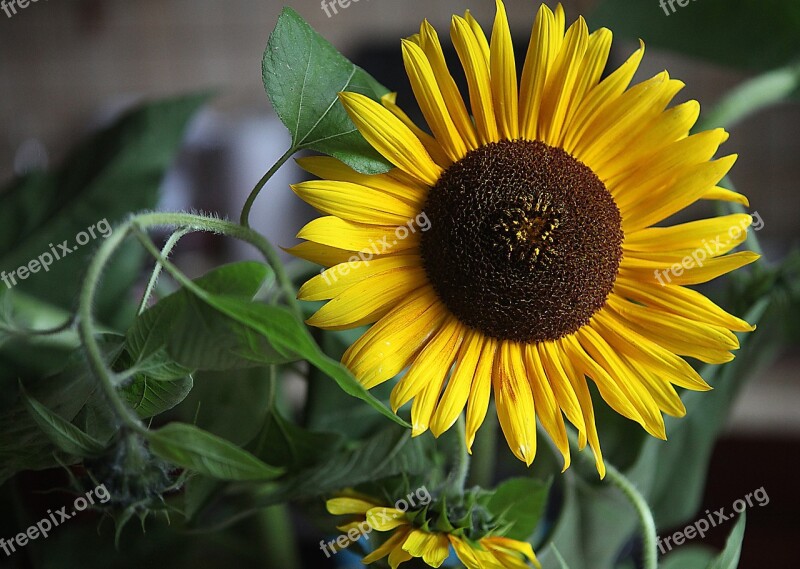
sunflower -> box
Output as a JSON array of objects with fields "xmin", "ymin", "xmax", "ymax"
[
  {"xmin": 324, "ymin": 493, "xmax": 540, "ymax": 569},
  {"xmin": 289, "ymin": 1, "xmax": 758, "ymax": 476}
]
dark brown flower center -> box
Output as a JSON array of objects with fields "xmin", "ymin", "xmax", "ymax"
[{"xmin": 419, "ymin": 139, "xmax": 623, "ymax": 343}]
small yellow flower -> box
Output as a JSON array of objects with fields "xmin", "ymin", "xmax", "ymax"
[{"xmin": 325, "ymin": 494, "xmax": 540, "ymax": 569}]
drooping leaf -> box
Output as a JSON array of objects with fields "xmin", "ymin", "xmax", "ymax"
[
  {"xmin": 21, "ymin": 387, "xmax": 106, "ymax": 458},
  {"xmin": 263, "ymin": 7, "xmax": 393, "ymax": 174},
  {"xmin": 147, "ymin": 422, "xmax": 285, "ymax": 481}
]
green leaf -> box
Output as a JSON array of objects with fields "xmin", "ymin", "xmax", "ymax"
[
  {"xmin": 21, "ymin": 387, "xmax": 106, "ymax": 458},
  {"xmin": 119, "ymin": 375, "xmax": 194, "ymax": 419},
  {"xmin": 707, "ymin": 513, "xmax": 746, "ymax": 569},
  {"xmin": 188, "ymin": 425, "xmax": 434, "ymax": 530},
  {"xmin": 250, "ymin": 409, "xmax": 343, "ymax": 472},
  {"xmin": 127, "ymin": 262, "xmax": 278, "ymax": 372},
  {"xmin": 660, "ymin": 547, "xmax": 716, "ymax": 569},
  {"xmin": 591, "ymin": 0, "xmax": 800, "ymax": 71},
  {"xmin": 699, "ymin": 63, "xmax": 800, "ymax": 130},
  {"xmin": 147, "ymin": 422, "xmax": 285, "ymax": 481},
  {"xmin": 263, "ymin": 7, "xmax": 392, "ymax": 174},
  {"xmin": 205, "ymin": 297, "xmax": 407, "ymax": 427},
  {"xmin": 0, "ymin": 94, "xmax": 210, "ymax": 324},
  {"xmin": 483, "ymin": 477, "xmax": 551, "ymax": 541}
]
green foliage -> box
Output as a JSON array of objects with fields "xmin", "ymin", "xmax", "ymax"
[
  {"xmin": 21, "ymin": 387, "xmax": 106, "ymax": 458},
  {"xmin": 707, "ymin": 514, "xmax": 747, "ymax": 569},
  {"xmin": 591, "ymin": 0, "xmax": 800, "ymax": 71},
  {"xmin": 147, "ymin": 422, "xmax": 285, "ymax": 482},
  {"xmin": 263, "ymin": 7, "xmax": 393, "ymax": 174}
]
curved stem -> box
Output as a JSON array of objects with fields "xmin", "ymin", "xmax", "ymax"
[
  {"xmin": 137, "ymin": 227, "xmax": 191, "ymax": 314},
  {"xmin": 240, "ymin": 148, "xmax": 295, "ymax": 229},
  {"xmin": 132, "ymin": 211, "xmax": 301, "ymax": 318},
  {"xmin": 78, "ymin": 210, "xmax": 302, "ymax": 437},
  {"xmin": 604, "ymin": 462, "xmax": 658, "ymax": 569},
  {"xmin": 566, "ymin": 430, "xmax": 657, "ymax": 569},
  {"xmin": 77, "ymin": 220, "xmax": 148, "ymax": 434}
]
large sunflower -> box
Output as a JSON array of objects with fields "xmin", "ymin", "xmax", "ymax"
[{"xmin": 288, "ymin": 1, "xmax": 758, "ymax": 476}]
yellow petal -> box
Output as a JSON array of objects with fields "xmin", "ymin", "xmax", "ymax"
[
  {"xmin": 493, "ymin": 341, "xmax": 537, "ymax": 465},
  {"xmin": 623, "ymin": 213, "xmax": 752, "ymax": 254},
  {"xmin": 563, "ymin": 40, "xmax": 644, "ymax": 152},
  {"xmin": 362, "ymin": 526, "xmax": 411, "ymax": 565},
  {"xmin": 702, "ymin": 186, "xmax": 750, "ymax": 207},
  {"xmin": 306, "ymin": 267, "xmax": 427, "ymax": 330},
  {"xmin": 292, "ymin": 180, "xmax": 420, "ymax": 225},
  {"xmin": 430, "ymin": 328, "xmax": 483, "ymax": 437},
  {"xmin": 538, "ymin": 17, "xmax": 589, "ymax": 145},
  {"xmin": 576, "ymin": 325, "xmax": 667, "ymax": 439},
  {"xmin": 297, "ymin": 216, "xmax": 420, "ymax": 253},
  {"xmin": 418, "ymin": 20, "xmax": 479, "ymax": 150},
  {"xmin": 381, "ymin": 92, "xmax": 452, "ymax": 168},
  {"xmin": 402, "ymin": 529, "xmax": 450, "ymax": 568},
  {"xmin": 366, "ymin": 507, "xmax": 409, "ymax": 531},
  {"xmin": 390, "ymin": 316, "xmax": 464, "ymax": 412},
  {"xmin": 451, "ymin": 15, "xmax": 500, "ymax": 144},
  {"xmin": 296, "ymin": 155, "xmax": 428, "ymax": 207},
  {"xmin": 299, "ymin": 254, "xmax": 421, "ymax": 301},
  {"xmin": 613, "ymin": 278, "xmax": 754, "ymax": 333},
  {"xmin": 490, "ymin": 0, "xmax": 519, "ymax": 139},
  {"xmin": 525, "ymin": 345, "xmax": 570, "ymax": 470},
  {"xmin": 556, "ymin": 336, "xmax": 605, "ymax": 478},
  {"xmin": 284, "ymin": 241, "xmax": 357, "ymax": 267},
  {"xmin": 620, "ymin": 251, "xmax": 760, "ymax": 286},
  {"xmin": 343, "ymin": 287, "xmax": 446, "ymax": 389},
  {"xmin": 622, "ymin": 155, "xmax": 738, "ymax": 232},
  {"xmin": 402, "ymin": 40, "xmax": 469, "ymax": 162},
  {"xmin": 519, "ymin": 4, "xmax": 559, "ymax": 140},
  {"xmin": 339, "ymin": 91, "xmax": 443, "ymax": 186},
  {"xmin": 537, "ymin": 341, "xmax": 586, "ymax": 438},
  {"xmin": 598, "ymin": 100, "xmax": 700, "ymax": 182},
  {"xmin": 466, "ymin": 336, "xmax": 497, "ymax": 452},
  {"xmin": 593, "ymin": 310, "xmax": 712, "ymax": 392},
  {"xmin": 327, "ymin": 497, "xmax": 380, "ymax": 515}
]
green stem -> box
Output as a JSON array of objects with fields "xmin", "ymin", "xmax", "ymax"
[
  {"xmin": 604, "ymin": 462, "xmax": 658, "ymax": 569},
  {"xmin": 133, "ymin": 211, "xmax": 301, "ymax": 318},
  {"xmin": 137, "ymin": 227, "xmax": 191, "ymax": 314},
  {"xmin": 77, "ymin": 222, "xmax": 148, "ymax": 434},
  {"xmin": 566, "ymin": 430, "xmax": 657, "ymax": 569},
  {"xmin": 257, "ymin": 505, "xmax": 301, "ymax": 569},
  {"xmin": 447, "ymin": 415, "xmax": 470, "ymax": 494},
  {"xmin": 240, "ymin": 147, "xmax": 296, "ymax": 228},
  {"xmin": 467, "ymin": 402, "xmax": 497, "ymax": 488},
  {"xmin": 78, "ymin": 211, "xmax": 301, "ymax": 436}
]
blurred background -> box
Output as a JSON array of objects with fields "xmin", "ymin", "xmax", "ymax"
[{"xmin": 1, "ymin": 0, "xmax": 798, "ymax": 567}]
